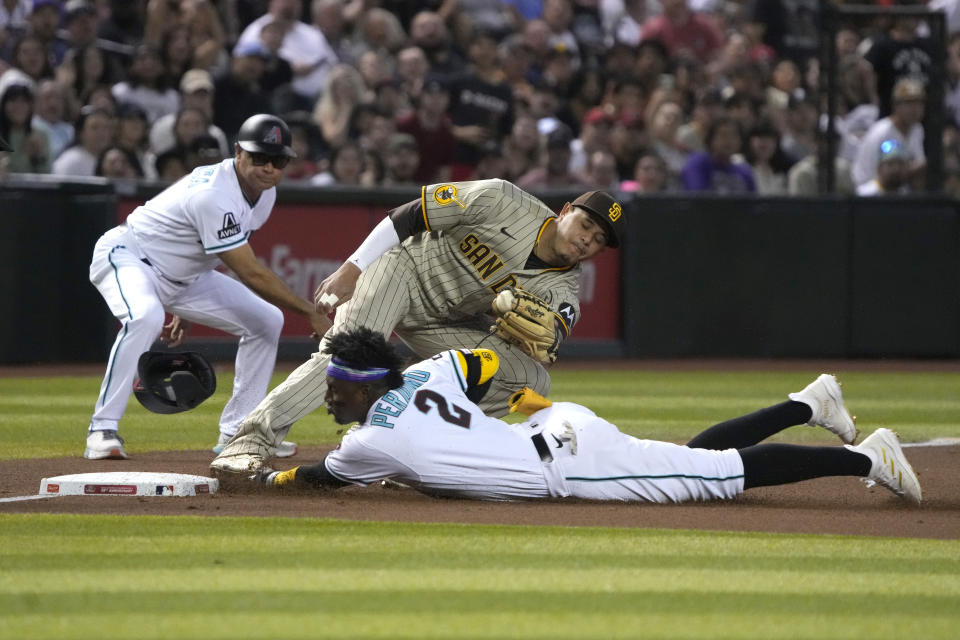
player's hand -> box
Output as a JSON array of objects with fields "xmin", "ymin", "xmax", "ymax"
[
  {"xmin": 307, "ymin": 310, "xmax": 333, "ymax": 341},
  {"xmin": 160, "ymin": 315, "xmax": 191, "ymax": 348},
  {"xmin": 314, "ymin": 261, "xmax": 361, "ymax": 313}
]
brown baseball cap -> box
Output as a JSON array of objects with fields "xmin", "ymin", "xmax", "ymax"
[{"xmin": 572, "ymin": 190, "xmax": 623, "ymax": 248}]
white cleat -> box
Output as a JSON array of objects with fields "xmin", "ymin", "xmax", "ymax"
[
  {"xmin": 210, "ymin": 453, "xmax": 265, "ymax": 476},
  {"xmin": 788, "ymin": 373, "xmax": 858, "ymax": 444},
  {"xmin": 83, "ymin": 430, "xmax": 129, "ymax": 460},
  {"xmin": 848, "ymin": 428, "xmax": 922, "ymax": 505},
  {"xmin": 212, "ymin": 433, "xmax": 297, "ymax": 458}
]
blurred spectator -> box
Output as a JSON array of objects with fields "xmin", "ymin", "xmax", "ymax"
[
  {"xmin": 158, "ymin": 26, "xmax": 193, "ymax": 88},
  {"xmin": 395, "ymin": 45, "xmax": 429, "ymax": 103},
  {"xmin": 832, "ymin": 54, "xmax": 879, "ymax": 163},
  {"xmin": 150, "ymin": 69, "xmax": 228, "ymax": 158},
  {"xmin": 609, "ymin": 109, "xmax": 648, "ymax": 179},
  {"xmin": 601, "ymin": 0, "xmax": 661, "ymax": 49},
  {"xmin": 786, "ymin": 131, "xmax": 854, "ymax": 196},
  {"xmin": 281, "ymin": 113, "xmax": 322, "ymax": 182},
  {"xmin": 83, "ymin": 83, "xmax": 116, "ymax": 115},
  {"xmin": 680, "ymin": 117, "xmax": 755, "ymax": 193},
  {"xmin": 114, "ymin": 101, "xmax": 152, "ymax": 179},
  {"xmin": 183, "ymin": 132, "xmax": 222, "ymax": 170},
  {"xmin": 10, "ymin": 33, "xmax": 53, "ymax": 82},
  {"xmin": 0, "ymin": 78, "xmax": 50, "ymax": 173},
  {"xmin": 347, "ymin": 7, "xmax": 406, "ymax": 60},
  {"xmin": 515, "ymin": 122, "xmax": 589, "ymax": 188},
  {"xmin": 61, "ymin": 0, "xmax": 98, "ymax": 51},
  {"xmin": 542, "ymin": 0, "xmax": 580, "ymax": 61},
  {"xmin": 447, "ymin": 26, "xmax": 514, "ymax": 180},
  {"xmin": 111, "ymin": 45, "xmax": 179, "ymax": 124},
  {"xmin": 856, "ymin": 139, "xmax": 911, "ymax": 196},
  {"xmin": 584, "ymin": 148, "xmax": 619, "ymax": 190},
  {"xmin": 864, "ymin": 16, "xmax": 931, "ymax": 118},
  {"xmin": 257, "ymin": 20, "xmax": 297, "ymax": 110},
  {"xmin": 779, "ymin": 94, "xmax": 817, "ymax": 164},
  {"xmin": 311, "ymin": 0, "xmax": 352, "ymax": 64},
  {"xmin": 621, "ymin": 151, "xmax": 670, "ymax": 193},
  {"xmin": 0, "ymin": 1, "xmax": 31, "ymax": 51},
  {"xmin": 563, "ymin": 64, "xmax": 606, "ymax": 127},
  {"xmin": 381, "ymin": 131, "xmax": 420, "ymax": 185},
  {"xmin": 153, "ymin": 146, "xmax": 186, "ymax": 182},
  {"xmin": 676, "ymin": 87, "xmax": 723, "ymax": 152},
  {"xmin": 749, "ymin": 0, "xmax": 818, "ymax": 65},
  {"xmin": 356, "ymin": 49, "xmax": 391, "ymax": 93},
  {"xmin": 311, "ymin": 141, "xmax": 372, "ymax": 186},
  {"xmin": 471, "ymin": 139, "xmax": 508, "ymax": 179},
  {"xmin": 26, "ymin": 0, "xmax": 67, "ymax": 66},
  {"xmin": 852, "ymin": 78, "xmax": 926, "ymax": 191},
  {"xmin": 409, "ymin": 10, "xmax": 464, "ymax": 76},
  {"xmin": 946, "ymin": 33, "xmax": 960, "ymax": 130},
  {"xmin": 540, "ymin": 43, "xmax": 578, "ymax": 98},
  {"xmin": 235, "ymin": 0, "xmax": 337, "ymax": 106},
  {"xmin": 51, "ymin": 106, "xmax": 114, "ymax": 175},
  {"xmin": 312, "ymin": 63, "xmax": 367, "ymax": 148},
  {"xmin": 56, "ymin": 44, "xmax": 109, "ymax": 118},
  {"xmin": 835, "ymin": 27, "xmax": 860, "ymax": 59},
  {"xmin": 570, "ymin": 105, "xmax": 615, "ymax": 174},
  {"xmin": 498, "ymin": 35, "xmax": 535, "ymax": 106},
  {"xmin": 450, "ymin": 0, "xmax": 518, "ymax": 45},
  {"xmin": 502, "ymin": 113, "xmax": 540, "ymax": 181},
  {"xmin": 212, "ymin": 42, "xmax": 273, "ymax": 142},
  {"xmin": 608, "ymin": 75, "xmax": 645, "ymax": 123},
  {"xmin": 744, "ymin": 120, "xmax": 790, "ymax": 195},
  {"xmin": 641, "ymin": 0, "xmax": 722, "ymax": 64},
  {"xmin": 647, "ymin": 99, "xmax": 689, "ymax": 177},
  {"xmin": 396, "ymin": 74, "xmax": 455, "ymax": 183},
  {"xmin": 98, "ymin": 0, "xmax": 145, "ymax": 53},
  {"xmin": 356, "ymin": 104, "xmax": 394, "ymax": 157},
  {"xmin": 31, "ymin": 78, "xmax": 73, "ymax": 159},
  {"xmin": 634, "ymin": 39, "xmax": 669, "ymax": 97},
  {"xmin": 95, "ymin": 144, "xmax": 143, "ymax": 179}
]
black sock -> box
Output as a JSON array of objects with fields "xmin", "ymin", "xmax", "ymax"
[
  {"xmin": 740, "ymin": 444, "xmax": 871, "ymax": 489},
  {"xmin": 686, "ymin": 401, "xmax": 812, "ymax": 450}
]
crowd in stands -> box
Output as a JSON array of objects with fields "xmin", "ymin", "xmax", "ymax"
[{"xmin": 1, "ymin": 0, "xmax": 959, "ymax": 198}]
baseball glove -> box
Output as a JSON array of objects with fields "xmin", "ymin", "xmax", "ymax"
[{"xmin": 491, "ymin": 287, "xmax": 560, "ymax": 364}]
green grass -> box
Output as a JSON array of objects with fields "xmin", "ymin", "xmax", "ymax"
[
  {"xmin": 1, "ymin": 369, "xmax": 958, "ymax": 458},
  {"xmin": 1, "ymin": 514, "xmax": 959, "ymax": 639},
  {"xmin": 1, "ymin": 367, "xmax": 959, "ymax": 638}
]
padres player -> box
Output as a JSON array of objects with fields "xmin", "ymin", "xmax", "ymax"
[
  {"xmin": 257, "ymin": 327, "xmax": 921, "ymax": 506},
  {"xmin": 85, "ymin": 114, "xmax": 330, "ymax": 460},
  {"xmin": 211, "ymin": 180, "xmax": 623, "ymax": 475}
]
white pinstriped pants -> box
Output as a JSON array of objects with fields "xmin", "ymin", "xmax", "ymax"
[{"xmin": 215, "ymin": 248, "xmax": 550, "ymax": 463}]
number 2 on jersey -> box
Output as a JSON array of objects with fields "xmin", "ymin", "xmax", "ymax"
[{"xmin": 414, "ymin": 389, "xmax": 471, "ymax": 428}]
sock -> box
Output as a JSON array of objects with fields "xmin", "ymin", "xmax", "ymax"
[
  {"xmin": 686, "ymin": 401, "xmax": 812, "ymax": 450},
  {"xmin": 740, "ymin": 444, "xmax": 872, "ymax": 490}
]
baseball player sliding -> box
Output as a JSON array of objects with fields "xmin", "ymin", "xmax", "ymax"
[
  {"xmin": 255, "ymin": 327, "xmax": 922, "ymax": 506},
  {"xmin": 211, "ymin": 180, "xmax": 624, "ymax": 476},
  {"xmin": 85, "ymin": 114, "xmax": 331, "ymax": 460}
]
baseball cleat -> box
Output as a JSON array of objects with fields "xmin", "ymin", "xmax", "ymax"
[
  {"xmin": 848, "ymin": 428, "xmax": 922, "ymax": 505},
  {"xmin": 212, "ymin": 433, "xmax": 297, "ymax": 458},
  {"xmin": 788, "ymin": 373, "xmax": 858, "ymax": 444},
  {"xmin": 83, "ymin": 430, "xmax": 129, "ymax": 460}
]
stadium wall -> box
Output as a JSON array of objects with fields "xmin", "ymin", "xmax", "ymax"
[{"xmin": 1, "ymin": 178, "xmax": 957, "ymax": 362}]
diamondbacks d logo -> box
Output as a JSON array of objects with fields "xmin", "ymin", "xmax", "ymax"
[
  {"xmin": 217, "ymin": 212, "xmax": 241, "ymax": 239},
  {"xmin": 434, "ymin": 184, "xmax": 465, "ymax": 208},
  {"xmin": 264, "ymin": 126, "xmax": 282, "ymax": 144}
]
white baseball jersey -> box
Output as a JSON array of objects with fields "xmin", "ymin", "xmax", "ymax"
[
  {"xmin": 324, "ymin": 352, "xmax": 746, "ymax": 503},
  {"xmin": 126, "ymin": 159, "xmax": 276, "ymax": 283}
]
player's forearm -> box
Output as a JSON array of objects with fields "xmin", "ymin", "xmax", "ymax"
[{"xmin": 237, "ymin": 265, "xmax": 314, "ymax": 316}]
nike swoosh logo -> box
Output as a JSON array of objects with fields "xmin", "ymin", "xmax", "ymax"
[
  {"xmin": 551, "ymin": 434, "xmax": 564, "ymax": 448},
  {"xmin": 500, "ymin": 227, "xmax": 516, "ymax": 239}
]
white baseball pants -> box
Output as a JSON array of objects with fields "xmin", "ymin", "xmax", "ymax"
[{"xmin": 88, "ymin": 226, "xmax": 283, "ymax": 437}]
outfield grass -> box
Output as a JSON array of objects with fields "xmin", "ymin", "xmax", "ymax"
[
  {"xmin": 2, "ymin": 514, "xmax": 959, "ymax": 639},
  {"xmin": 2, "ymin": 369, "xmax": 958, "ymax": 458}
]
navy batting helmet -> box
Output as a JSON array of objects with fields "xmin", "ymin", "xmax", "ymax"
[
  {"xmin": 133, "ymin": 351, "xmax": 217, "ymax": 414},
  {"xmin": 236, "ymin": 113, "xmax": 296, "ymax": 158}
]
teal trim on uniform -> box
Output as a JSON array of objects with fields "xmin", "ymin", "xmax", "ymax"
[
  {"xmin": 565, "ymin": 473, "xmax": 745, "ymax": 482},
  {"xmin": 446, "ymin": 351, "xmax": 468, "ymax": 392},
  {"xmin": 204, "ymin": 232, "xmax": 250, "ymax": 252},
  {"xmin": 98, "ymin": 246, "xmax": 134, "ymax": 408}
]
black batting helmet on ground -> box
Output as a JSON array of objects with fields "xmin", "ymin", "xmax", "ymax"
[
  {"xmin": 133, "ymin": 351, "xmax": 217, "ymax": 414},
  {"xmin": 236, "ymin": 113, "xmax": 297, "ymax": 158}
]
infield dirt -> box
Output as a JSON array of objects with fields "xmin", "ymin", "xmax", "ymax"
[{"xmin": 2, "ymin": 444, "xmax": 958, "ymax": 540}]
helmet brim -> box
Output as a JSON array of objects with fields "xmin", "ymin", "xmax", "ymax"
[{"xmin": 237, "ymin": 140, "xmax": 297, "ymax": 158}]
